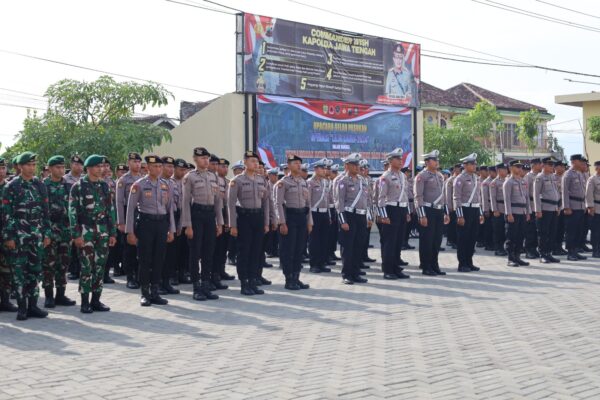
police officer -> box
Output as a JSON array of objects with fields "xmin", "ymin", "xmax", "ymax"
[
  {"xmin": 377, "ymin": 148, "xmax": 411, "ymax": 279},
  {"xmin": 182, "ymin": 147, "xmax": 224, "ymax": 301},
  {"xmin": 126, "ymin": 155, "xmax": 175, "ymax": 306},
  {"xmin": 265, "ymin": 167, "xmax": 280, "ymax": 259},
  {"xmin": 327, "ymin": 163, "xmax": 341, "ymax": 261},
  {"xmin": 402, "ymin": 166, "xmax": 416, "ymax": 251},
  {"xmin": 116, "ymin": 152, "xmax": 143, "ymax": 289},
  {"xmin": 445, "ymin": 164, "xmax": 460, "ymax": 249},
  {"xmin": 524, "ymin": 158, "xmax": 542, "ymax": 259},
  {"xmin": 414, "ymin": 150, "xmax": 448, "ymax": 275},
  {"xmin": 159, "ymin": 156, "xmax": 181, "ymax": 295},
  {"xmin": 172, "ymin": 158, "xmax": 191, "ymax": 285},
  {"xmin": 0, "ymin": 157, "xmax": 18, "ymax": 312},
  {"xmin": 481, "ymin": 165, "xmax": 495, "ymax": 251},
  {"xmin": 360, "ymin": 160, "xmax": 376, "ymax": 264},
  {"xmin": 227, "ymin": 160, "xmax": 245, "ymax": 266},
  {"xmin": 214, "ymin": 158, "xmax": 234, "ymax": 284},
  {"xmin": 562, "ymin": 154, "xmax": 587, "ymax": 261},
  {"xmin": 307, "ymin": 159, "xmax": 331, "ymax": 274},
  {"xmin": 490, "ymin": 163, "xmax": 508, "ymax": 256},
  {"xmin": 533, "ymin": 157, "xmax": 560, "ymax": 263},
  {"xmin": 228, "ymin": 151, "xmax": 270, "ymax": 295},
  {"xmin": 585, "ymin": 161, "xmax": 600, "ymax": 258},
  {"xmin": 453, "ymin": 153, "xmax": 484, "ymax": 272},
  {"xmin": 335, "ymin": 153, "xmax": 371, "ymax": 284},
  {"xmin": 504, "ymin": 160, "xmax": 531, "ymax": 267},
  {"xmin": 275, "ymin": 155, "xmax": 313, "ymax": 290},
  {"xmin": 553, "ymin": 161, "xmax": 568, "ymax": 255},
  {"xmin": 476, "ymin": 166, "xmax": 489, "ymax": 248}
]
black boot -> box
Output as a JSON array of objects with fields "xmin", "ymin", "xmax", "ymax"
[
  {"xmin": 170, "ymin": 277, "xmax": 180, "ymax": 286},
  {"xmin": 258, "ymin": 276, "xmax": 272, "ymax": 285},
  {"xmin": 150, "ymin": 285, "xmax": 168, "ymax": 305},
  {"xmin": 44, "ymin": 287, "xmax": 55, "ymax": 308},
  {"xmin": 55, "ymin": 287, "xmax": 76, "ymax": 306},
  {"xmin": 295, "ymin": 273, "xmax": 309, "ymax": 289},
  {"xmin": 140, "ymin": 287, "xmax": 152, "ymax": 307},
  {"xmin": 103, "ymin": 271, "xmax": 115, "ymax": 284},
  {"xmin": 162, "ymin": 280, "xmax": 180, "ymax": 294},
  {"xmin": 91, "ymin": 292, "xmax": 110, "ymax": 311},
  {"xmin": 284, "ymin": 275, "xmax": 300, "ymax": 290},
  {"xmin": 240, "ymin": 279, "xmax": 255, "ymax": 296},
  {"xmin": 211, "ymin": 276, "xmax": 228, "ymax": 290},
  {"xmin": 249, "ymin": 279, "xmax": 265, "ymax": 295},
  {"xmin": 27, "ymin": 296, "xmax": 48, "ymax": 318},
  {"xmin": 515, "ymin": 254, "xmax": 530, "ymax": 266},
  {"xmin": 507, "ymin": 251, "xmax": 519, "ymax": 267},
  {"xmin": 201, "ymin": 281, "xmax": 219, "ymax": 300},
  {"xmin": 80, "ymin": 293, "xmax": 93, "ymax": 313},
  {"xmin": 0, "ymin": 292, "xmax": 18, "ymax": 312},
  {"xmin": 221, "ymin": 271, "xmax": 236, "ymax": 281},
  {"xmin": 540, "ymin": 253, "xmax": 552, "ymax": 264},
  {"xmin": 192, "ymin": 282, "xmax": 207, "ymax": 301},
  {"xmin": 126, "ymin": 279, "xmax": 140, "ymax": 289},
  {"xmin": 16, "ymin": 297, "xmax": 27, "ymax": 320}
]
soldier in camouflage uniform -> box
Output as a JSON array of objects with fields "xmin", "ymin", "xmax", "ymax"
[
  {"xmin": 3, "ymin": 152, "xmax": 52, "ymax": 320},
  {"xmin": 0, "ymin": 157, "xmax": 18, "ymax": 312},
  {"xmin": 42, "ymin": 155, "xmax": 76, "ymax": 308},
  {"xmin": 69, "ymin": 155, "xmax": 117, "ymax": 314}
]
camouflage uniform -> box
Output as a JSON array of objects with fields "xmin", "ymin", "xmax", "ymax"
[
  {"xmin": 2, "ymin": 176, "xmax": 51, "ymax": 302},
  {"xmin": 42, "ymin": 177, "xmax": 72, "ymax": 290},
  {"xmin": 0, "ymin": 180, "xmax": 12, "ymax": 297},
  {"xmin": 69, "ymin": 175, "xmax": 116, "ymax": 294}
]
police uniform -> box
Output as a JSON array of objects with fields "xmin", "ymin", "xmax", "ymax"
[
  {"xmin": 376, "ymin": 148, "xmax": 410, "ymax": 279},
  {"xmin": 308, "ymin": 159, "xmax": 331, "ymax": 273},
  {"xmin": 63, "ymin": 155, "xmax": 83, "ymax": 185},
  {"xmin": 213, "ymin": 158, "xmax": 233, "ymax": 284},
  {"xmin": 414, "ymin": 150, "xmax": 447, "ymax": 275},
  {"xmin": 524, "ymin": 159, "xmax": 542, "ymax": 258},
  {"xmin": 533, "ymin": 158, "xmax": 561, "ymax": 263},
  {"xmin": 403, "ymin": 168, "xmax": 416, "ymax": 249},
  {"xmin": 227, "ymin": 160, "xmax": 245, "ymax": 266},
  {"xmin": 275, "ymin": 155, "xmax": 312, "ymax": 290},
  {"xmin": 453, "ymin": 153, "xmax": 483, "ymax": 272},
  {"xmin": 172, "ymin": 159, "xmax": 191, "ymax": 284},
  {"xmin": 264, "ymin": 167, "xmax": 280, "ymax": 259},
  {"xmin": 480, "ymin": 166, "xmax": 495, "ymax": 251},
  {"xmin": 562, "ymin": 154, "xmax": 587, "ymax": 260},
  {"xmin": 503, "ymin": 160, "xmax": 531, "ymax": 267},
  {"xmin": 328, "ymin": 164, "xmax": 341, "ymax": 260},
  {"xmin": 125, "ymin": 155, "xmax": 175, "ymax": 306},
  {"xmin": 489, "ymin": 164, "xmax": 508, "ymax": 256},
  {"xmin": 585, "ymin": 162, "xmax": 600, "ymax": 258},
  {"xmin": 160, "ymin": 157, "xmax": 182, "ymax": 295},
  {"xmin": 445, "ymin": 165, "xmax": 460, "ymax": 248},
  {"xmin": 115, "ymin": 152, "xmax": 143, "ymax": 288},
  {"xmin": 181, "ymin": 147, "xmax": 224, "ymax": 300},
  {"xmin": 334, "ymin": 153, "xmax": 371, "ymax": 284},
  {"xmin": 227, "ymin": 152, "xmax": 271, "ymax": 295},
  {"xmin": 553, "ymin": 164, "xmax": 568, "ymax": 255}
]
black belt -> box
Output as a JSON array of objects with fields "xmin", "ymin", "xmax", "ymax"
[
  {"xmin": 408, "ymin": 199, "xmax": 414, "ymax": 203},
  {"xmin": 285, "ymin": 207, "xmax": 309, "ymax": 214},
  {"xmin": 511, "ymin": 203, "xmax": 526, "ymax": 207},
  {"xmin": 569, "ymin": 196, "xmax": 584, "ymax": 202},
  {"xmin": 496, "ymin": 200, "xmax": 504, "ymax": 203},
  {"xmin": 236, "ymin": 207, "xmax": 263, "ymax": 215},
  {"xmin": 541, "ymin": 199, "xmax": 559, "ymax": 205},
  {"xmin": 192, "ymin": 203, "xmax": 214, "ymax": 212},
  {"xmin": 139, "ymin": 212, "xmax": 168, "ymax": 221},
  {"xmin": 595, "ymin": 200, "xmax": 600, "ymax": 205}
]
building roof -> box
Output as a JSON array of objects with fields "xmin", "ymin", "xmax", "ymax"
[
  {"xmin": 180, "ymin": 100, "xmax": 214, "ymax": 122},
  {"xmin": 555, "ymin": 91, "xmax": 600, "ymax": 107},
  {"xmin": 132, "ymin": 114, "xmax": 178, "ymax": 130},
  {"xmin": 420, "ymin": 82, "xmax": 548, "ymax": 113}
]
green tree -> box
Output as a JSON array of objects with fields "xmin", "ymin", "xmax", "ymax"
[
  {"xmin": 588, "ymin": 116, "xmax": 600, "ymax": 143},
  {"xmin": 424, "ymin": 124, "xmax": 492, "ymax": 168},
  {"xmin": 452, "ymin": 101, "xmax": 504, "ymax": 159},
  {"xmin": 3, "ymin": 76, "xmax": 173, "ymax": 167},
  {"xmin": 516, "ymin": 108, "xmax": 542, "ymax": 155}
]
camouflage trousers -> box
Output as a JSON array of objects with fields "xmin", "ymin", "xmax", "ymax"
[
  {"xmin": 78, "ymin": 224, "xmax": 110, "ymax": 295},
  {"xmin": 8, "ymin": 235, "xmax": 44, "ymax": 301},
  {"xmin": 43, "ymin": 239, "xmax": 71, "ymax": 290},
  {"xmin": 0, "ymin": 250, "xmax": 12, "ymax": 295}
]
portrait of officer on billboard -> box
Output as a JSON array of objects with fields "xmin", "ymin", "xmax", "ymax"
[{"xmin": 384, "ymin": 43, "xmax": 417, "ymax": 106}]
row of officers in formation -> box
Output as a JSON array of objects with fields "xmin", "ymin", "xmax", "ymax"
[{"xmin": 0, "ymin": 147, "xmax": 597, "ymax": 322}]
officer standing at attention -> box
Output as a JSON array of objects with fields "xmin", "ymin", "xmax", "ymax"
[
  {"xmin": 328, "ymin": 163, "xmax": 341, "ymax": 262},
  {"xmin": 335, "ymin": 153, "xmax": 371, "ymax": 284},
  {"xmin": 126, "ymin": 155, "xmax": 175, "ymax": 306},
  {"xmin": 359, "ymin": 160, "xmax": 376, "ymax": 264},
  {"xmin": 158, "ymin": 156, "xmax": 181, "ymax": 295},
  {"xmin": 307, "ymin": 159, "xmax": 332, "ymax": 274},
  {"xmin": 562, "ymin": 154, "xmax": 587, "ymax": 261},
  {"xmin": 524, "ymin": 158, "xmax": 542, "ymax": 259},
  {"xmin": 585, "ymin": 161, "xmax": 600, "ymax": 258},
  {"xmin": 116, "ymin": 152, "xmax": 143, "ymax": 289},
  {"xmin": 444, "ymin": 164, "xmax": 460, "ymax": 249},
  {"xmin": 69, "ymin": 155, "xmax": 116, "ymax": 314},
  {"xmin": 414, "ymin": 150, "xmax": 449, "ymax": 276},
  {"xmin": 489, "ymin": 163, "xmax": 508, "ymax": 256},
  {"xmin": 553, "ymin": 161, "xmax": 568, "ymax": 256},
  {"xmin": 377, "ymin": 148, "xmax": 411, "ymax": 280},
  {"xmin": 265, "ymin": 167, "xmax": 280, "ymax": 259},
  {"xmin": 0, "ymin": 157, "xmax": 18, "ymax": 313},
  {"xmin": 65, "ymin": 155, "xmax": 84, "ymax": 281},
  {"xmin": 503, "ymin": 160, "xmax": 531, "ymax": 267},
  {"xmin": 533, "ymin": 157, "xmax": 561, "ymax": 263},
  {"xmin": 228, "ymin": 151, "xmax": 270, "ymax": 295},
  {"xmin": 481, "ymin": 165, "xmax": 495, "ymax": 251},
  {"xmin": 213, "ymin": 158, "xmax": 234, "ymax": 284},
  {"xmin": 3, "ymin": 152, "xmax": 51, "ymax": 320},
  {"xmin": 475, "ymin": 166, "xmax": 488, "ymax": 249},
  {"xmin": 275, "ymin": 155, "xmax": 313, "ymax": 290},
  {"xmin": 182, "ymin": 147, "xmax": 224, "ymax": 301}
]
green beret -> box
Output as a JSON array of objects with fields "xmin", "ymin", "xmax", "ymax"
[
  {"xmin": 16, "ymin": 152, "xmax": 37, "ymax": 165},
  {"xmin": 0, "ymin": 157, "xmax": 5, "ymax": 167},
  {"xmin": 84, "ymin": 154, "xmax": 104, "ymax": 167},
  {"xmin": 47, "ymin": 155, "xmax": 65, "ymax": 167}
]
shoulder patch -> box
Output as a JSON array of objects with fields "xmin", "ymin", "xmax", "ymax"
[
  {"xmin": 276, "ymin": 182, "xmax": 284, "ymax": 188},
  {"xmin": 131, "ymin": 184, "xmax": 138, "ymax": 194},
  {"xmin": 229, "ymin": 181, "xmax": 236, "ymax": 187},
  {"xmin": 118, "ymin": 182, "xmax": 123, "ymax": 188}
]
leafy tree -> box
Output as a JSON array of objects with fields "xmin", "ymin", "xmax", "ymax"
[
  {"xmin": 452, "ymin": 101, "xmax": 504, "ymax": 159},
  {"xmin": 516, "ymin": 108, "xmax": 542, "ymax": 155},
  {"xmin": 588, "ymin": 116, "xmax": 600, "ymax": 143},
  {"xmin": 424, "ymin": 124, "xmax": 493, "ymax": 168},
  {"xmin": 3, "ymin": 76, "xmax": 173, "ymax": 168}
]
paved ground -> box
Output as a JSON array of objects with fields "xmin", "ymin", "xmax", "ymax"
[{"xmin": 1, "ymin": 235, "xmax": 600, "ymax": 400}]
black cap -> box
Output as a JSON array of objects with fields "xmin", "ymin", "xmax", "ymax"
[
  {"xmin": 186, "ymin": 162, "xmax": 195, "ymax": 169},
  {"xmin": 174, "ymin": 158, "xmax": 187, "ymax": 168},
  {"xmin": 116, "ymin": 164, "xmax": 128, "ymax": 171},
  {"xmin": 287, "ymin": 154, "xmax": 302, "ymax": 163},
  {"xmin": 144, "ymin": 155, "xmax": 163, "ymax": 164},
  {"xmin": 71, "ymin": 155, "xmax": 84, "ymax": 164},
  {"xmin": 209, "ymin": 154, "xmax": 219, "ymax": 163},
  {"xmin": 530, "ymin": 158, "xmax": 542, "ymax": 164},
  {"xmin": 495, "ymin": 163, "xmax": 507, "ymax": 169},
  {"xmin": 570, "ymin": 154, "xmax": 583, "ymax": 162},
  {"xmin": 193, "ymin": 147, "xmax": 210, "ymax": 157},
  {"xmin": 488, "ymin": 166, "xmax": 496, "ymax": 172},
  {"xmin": 595, "ymin": 161, "xmax": 600, "ymax": 167},
  {"xmin": 243, "ymin": 151, "xmax": 259, "ymax": 160},
  {"xmin": 541, "ymin": 157, "xmax": 555, "ymax": 165},
  {"xmin": 479, "ymin": 166, "xmax": 488, "ymax": 171},
  {"xmin": 509, "ymin": 160, "xmax": 523, "ymax": 167},
  {"xmin": 218, "ymin": 158, "xmax": 230, "ymax": 166},
  {"xmin": 162, "ymin": 156, "xmax": 175, "ymax": 165}
]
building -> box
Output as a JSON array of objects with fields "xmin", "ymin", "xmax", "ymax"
[
  {"xmin": 555, "ymin": 91, "xmax": 600, "ymax": 162},
  {"xmin": 418, "ymin": 82, "xmax": 557, "ymax": 162}
]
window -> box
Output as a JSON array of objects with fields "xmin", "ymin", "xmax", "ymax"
[
  {"xmin": 506, "ymin": 123, "xmax": 519, "ymax": 146},
  {"xmin": 440, "ymin": 119, "xmax": 447, "ymax": 128}
]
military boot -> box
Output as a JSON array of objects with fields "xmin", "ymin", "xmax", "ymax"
[
  {"xmin": 0, "ymin": 292, "xmax": 18, "ymax": 312},
  {"xmin": 16, "ymin": 298, "xmax": 27, "ymax": 320},
  {"xmin": 44, "ymin": 287, "xmax": 55, "ymax": 308},
  {"xmin": 295, "ymin": 273, "xmax": 310, "ymax": 289},
  {"xmin": 211, "ymin": 276, "xmax": 228, "ymax": 290},
  {"xmin": 192, "ymin": 281, "xmax": 207, "ymax": 301},
  {"xmin": 240, "ymin": 280, "xmax": 255, "ymax": 296},
  {"xmin": 55, "ymin": 287, "xmax": 76, "ymax": 306},
  {"xmin": 150, "ymin": 285, "xmax": 168, "ymax": 305},
  {"xmin": 284, "ymin": 275, "xmax": 300, "ymax": 290},
  {"xmin": 27, "ymin": 296, "xmax": 48, "ymax": 318},
  {"xmin": 91, "ymin": 293, "xmax": 110, "ymax": 311},
  {"xmin": 140, "ymin": 286, "xmax": 152, "ymax": 307},
  {"xmin": 161, "ymin": 279, "xmax": 180, "ymax": 295},
  {"xmin": 249, "ymin": 279, "xmax": 264, "ymax": 295},
  {"xmin": 80, "ymin": 294, "xmax": 93, "ymax": 314},
  {"xmin": 201, "ymin": 281, "xmax": 219, "ymax": 300}
]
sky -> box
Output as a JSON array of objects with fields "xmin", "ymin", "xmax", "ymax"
[{"xmin": 1, "ymin": 0, "xmax": 598, "ymax": 159}]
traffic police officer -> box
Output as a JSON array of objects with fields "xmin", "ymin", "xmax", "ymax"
[
  {"xmin": 228, "ymin": 151, "xmax": 270, "ymax": 295},
  {"xmin": 444, "ymin": 164, "xmax": 461, "ymax": 249},
  {"xmin": 585, "ymin": 161, "xmax": 600, "ymax": 258},
  {"xmin": 307, "ymin": 158, "xmax": 331, "ymax": 273},
  {"xmin": 533, "ymin": 157, "xmax": 561, "ymax": 263},
  {"xmin": 159, "ymin": 156, "xmax": 181, "ymax": 295},
  {"xmin": 489, "ymin": 163, "xmax": 508, "ymax": 256},
  {"xmin": 126, "ymin": 155, "xmax": 175, "ymax": 306},
  {"xmin": 562, "ymin": 154, "xmax": 587, "ymax": 261},
  {"xmin": 525, "ymin": 158, "xmax": 542, "ymax": 258},
  {"xmin": 481, "ymin": 165, "xmax": 495, "ymax": 251},
  {"xmin": 504, "ymin": 160, "xmax": 531, "ymax": 267},
  {"xmin": 214, "ymin": 158, "xmax": 234, "ymax": 284}
]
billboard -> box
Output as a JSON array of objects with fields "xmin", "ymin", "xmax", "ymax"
[
  {"xmin": 237, "ymin": 13, "xmax": 420, "ymax": 107},
  {"xmin": 256, "ymin": 95, "xmax": 413, "ymax": 171}
]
